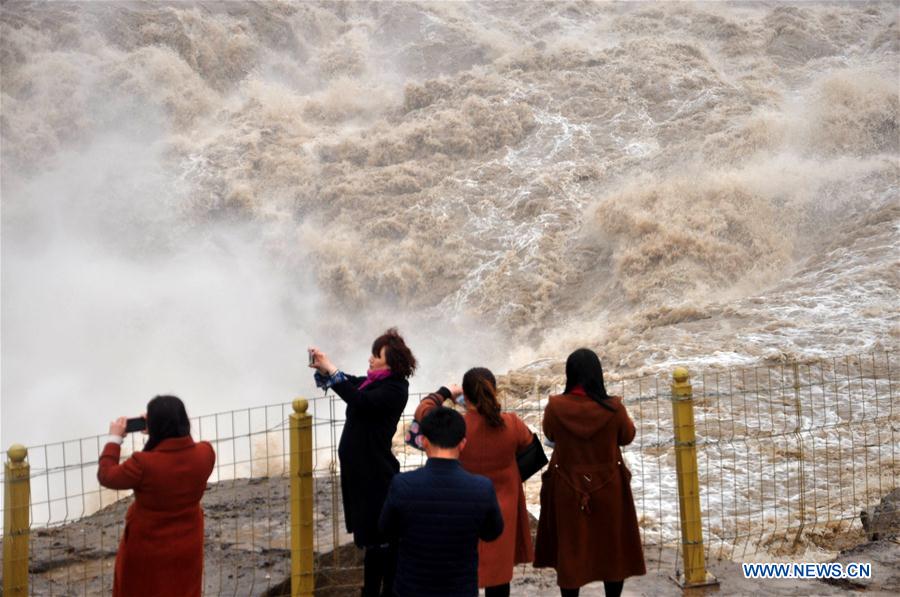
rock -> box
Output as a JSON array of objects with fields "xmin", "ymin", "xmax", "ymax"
[{"xmin": 861, "ymin": 488, "xmax": 900, "ymax": 540}]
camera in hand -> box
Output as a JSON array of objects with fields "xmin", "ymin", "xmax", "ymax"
[{"xmin": 125, "ymin": 417, "xmax": 147, "ymax": 433}]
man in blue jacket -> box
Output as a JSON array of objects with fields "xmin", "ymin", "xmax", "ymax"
[{"xmin": 379, "ymin": 407, "xmax": 504, "ymax": 596}]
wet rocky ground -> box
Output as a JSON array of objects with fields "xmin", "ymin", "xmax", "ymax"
[{"xmin": 13, "ymin": 475, "xmax": 899, "ymax": 596}]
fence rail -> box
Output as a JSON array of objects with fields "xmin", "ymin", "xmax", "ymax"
[{"xmin": 2, "ymin": 350, "xmax": 897, "ymax": 595}]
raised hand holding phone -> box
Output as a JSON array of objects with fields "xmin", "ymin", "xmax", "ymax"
[
  {"xmin": 109, "ymin": 417, "xmax": 127, "ymax": 438},
  {"xmin": 308, "ymin": 346, "xmax": 336, "ymax": 375}
]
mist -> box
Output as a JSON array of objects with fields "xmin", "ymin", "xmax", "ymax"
[
  {"xmin": 3, "ymin": 132, "xmax": 299, "ymax": 445},
  {"xmin": 1, "ymin": 127, "xmax": 511, "ymax": 447}
]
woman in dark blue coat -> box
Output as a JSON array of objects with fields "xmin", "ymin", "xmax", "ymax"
[{"xmin": 310, "ymin": 327, "xmax": 416, "ymax": 597}]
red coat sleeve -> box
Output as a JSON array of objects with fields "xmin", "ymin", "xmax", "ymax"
[
  {"xmin": 616, "ymin": 399, "xmax": 636, "ymax": 446},
  {"xmin": 542, "ymin": 398, "xmax": 558, "ymax": 441},
  {"xmin": 202, "ymin": 441, "xmax": 216, "ymax": 469},
  {"xmin": 414, "ymin": 390, "xmax": 448, "ymax": 421},
  {"xmin": 512, "ymin": 414, "xmax": 533, "ymax": 451},
  {"xmin": 97, "ymin": 443, "xmax": 144, "ymax": 490}
]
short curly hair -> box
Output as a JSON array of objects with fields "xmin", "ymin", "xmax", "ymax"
[{"xmin": 372, "ymin": 327, "xmax": 417, "ymax": 379}]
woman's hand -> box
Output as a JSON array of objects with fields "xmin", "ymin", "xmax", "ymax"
[
  {"xmin": 447, "ymin": 383, "xmax": 463, "ymax": 398},
  {"xmin": 109, "ymin": 417, "xmax": 127, "ymax": 438},
  {"xmin": 308, "ymin": 347, "xmax": 337, "ymax": 375}
]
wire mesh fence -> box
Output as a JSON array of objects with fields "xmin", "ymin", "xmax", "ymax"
[
  {"xmin": 692, "ymin": 353, "xmax": 898, "ymax": 562},
  {"xmin": 2, "ymin": 350, "xmax": 897, "ymax": 595}
]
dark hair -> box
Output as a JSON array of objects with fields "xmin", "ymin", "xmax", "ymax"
[
  {"xmin": 462, "ymin": 367, "xmax": 504, "ymax": 428},
  {"xmin": 564, "ymin": 348, "xmax": 616, "ymax": 412},
  {"xmin": 420, "ymin": 407, "xmax": 466, "ymax": 449},
  {"xmin": 372, "ymin": 327, "xmax": 417, "ymax": 379},
  {"xmin": 143, "ymin": 395, "xmax": 191, "ymax": 451}
]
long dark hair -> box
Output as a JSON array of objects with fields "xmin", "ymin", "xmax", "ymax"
[
  {"xmin": 462, "ymin": 367, "xmax": 505, "ymax": 428},
  {"xmin": 564, "ymin": 348, "xmax": 616, "ymax": 412},
  {"xmin": 143, "ymin": 395, "xmax": 191, "ymax": 451},
  {"xmin": 372, "ymin": 327, "xmax": 417, "ymax": 379}
]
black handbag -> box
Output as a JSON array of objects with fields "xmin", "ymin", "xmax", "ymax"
[{"xmin": 517, "ymin": 433, "xmax": 549, "ymax": 481}]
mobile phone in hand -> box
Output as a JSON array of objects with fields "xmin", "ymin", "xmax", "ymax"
[
  {"xmin": 308, "ymin": 350, "xmax": 316, "ymax": 366},
  {"xmin": 125, "ymin": 417, "xmax": 147, "ymax": 433}
]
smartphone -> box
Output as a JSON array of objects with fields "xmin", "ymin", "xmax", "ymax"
[
  {"xmin": 308, "ymin": 350, "xmax": 315, "ymax": 366},
  {"xmin": 125, "ymin": 417, "xmax": 147, "ymax": 433}
]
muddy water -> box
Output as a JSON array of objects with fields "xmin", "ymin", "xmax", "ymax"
[{"xmin": 2, "ymin": 2, "xmax": 897, "ymax": 460}]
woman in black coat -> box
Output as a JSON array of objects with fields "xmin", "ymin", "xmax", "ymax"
[{"xmin": 310, "ymin": 327, "xmax": 416, "ymax": 597}]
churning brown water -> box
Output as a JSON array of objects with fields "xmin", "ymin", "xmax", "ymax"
[{"xmin": 1, "ymin": 1, "xmax": 898, "ymax": 444}]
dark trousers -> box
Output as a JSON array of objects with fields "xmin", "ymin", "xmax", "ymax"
[
  {"xmin": 362, "ymin": 544, "xmax": 398, "ymax": 597},
  {"xmin": 561, "ymin": 582, "xmax": 624, "ymax": 597},
  {"xmin": 485, "ymin": 583, "xmax": 510, "ymax": 597}
]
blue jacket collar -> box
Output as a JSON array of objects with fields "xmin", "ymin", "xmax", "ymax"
[{"xmin": 425, "ymin": 457, "xmax": 461, "ymax": 469}]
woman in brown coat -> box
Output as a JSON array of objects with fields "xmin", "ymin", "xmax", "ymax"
[
  {"xmin": 415, "ymin": 367, "xmax": 534, "ymax": 597},
  {"xmin": 534, "ymin": 349, "xmax": 645, "ymax": 597}
]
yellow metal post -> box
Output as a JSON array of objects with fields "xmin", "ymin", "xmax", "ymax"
[
  {"xmin": 791, "ymin": 362, "xmax": 806, "ymax": 548},
  {"xmin": 670, "ymin": 368, "xmax": 718, "ymax": 589},
  {"xmin": 3, "ymin": 444, "xmax": 30, "ymax": 597},
  {"xmin": 290, "ymin": 399, "xmax": 314, "ymax": 597}
]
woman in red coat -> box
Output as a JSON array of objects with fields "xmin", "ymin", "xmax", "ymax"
[
  {"xmin": 415, "ymin": 367, "xmax": 534, "ymax": 597},
  {"xmin": 534, "ymin": 349, "xmax": 645, "ymax": 597},
  {"xmin": 98, "ymin": 395, "xmax": 216, "ymax": 597}
]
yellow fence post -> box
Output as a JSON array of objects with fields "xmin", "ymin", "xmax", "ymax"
[
  {"xmin": 290, "ymin": 399, "xmax": 314, "ymax": 597},
  {"xmin": 670, "ymin": 368, "xmax": 718, "ymax": 589},
  {"xmin": 3, "ymin": 444, "xmax": 30, "ymax": 597}
]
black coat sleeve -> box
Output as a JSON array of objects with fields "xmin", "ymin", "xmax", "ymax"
[
  {"xmin": 331, "ymin": 377, "xmax": 408, "ymax": 415},
  {"xmin": 342, "ymin": 373, "xmax": 366, "ymax": 386},
  {"xmin": 478, "ymin": 482, "xmax": 504, "ymax": 542}
]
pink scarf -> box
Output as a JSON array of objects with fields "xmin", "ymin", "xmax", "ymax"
[{"xmin": 359, "ymin": 368, "xmax": 392, "ymax": 390}]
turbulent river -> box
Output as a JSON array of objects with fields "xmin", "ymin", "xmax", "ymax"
[{"xmin": 2, "ymin": 1, "xmax": 898, "ymax": 446}]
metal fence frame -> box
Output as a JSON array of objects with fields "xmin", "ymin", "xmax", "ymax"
[{"xmin": 2, "ymin": 350, "xmax": 897, "ymax": 595}]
